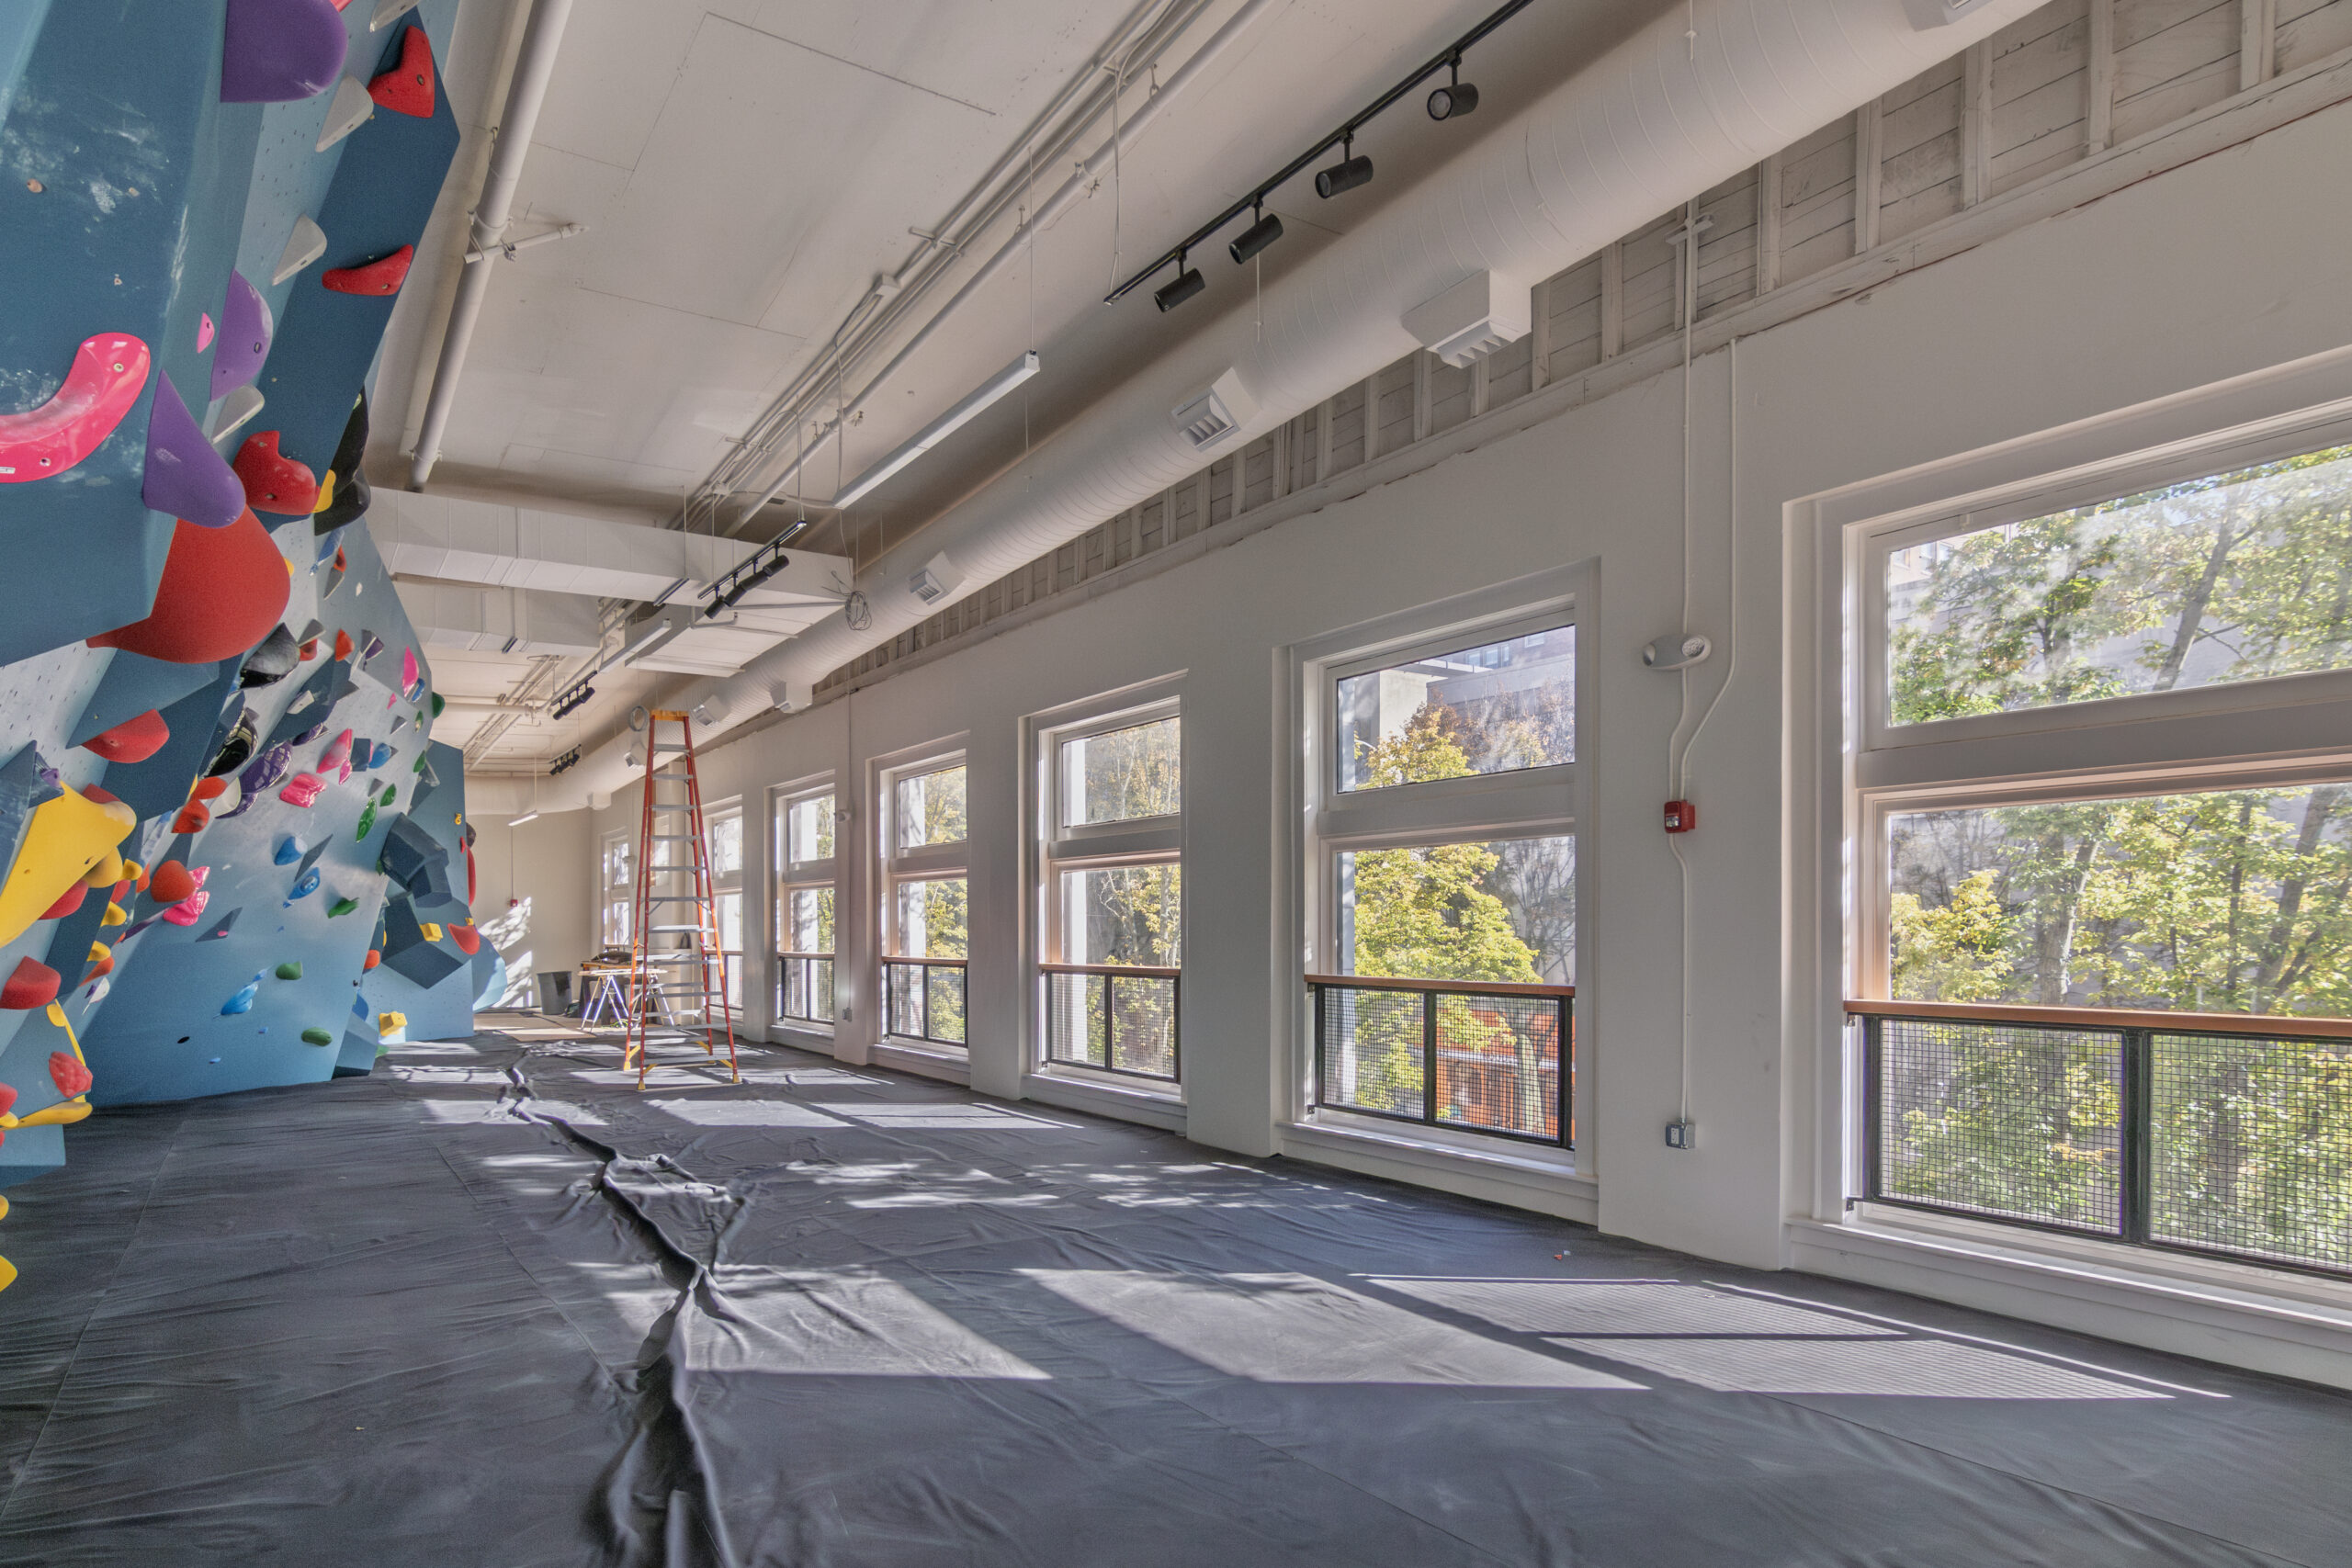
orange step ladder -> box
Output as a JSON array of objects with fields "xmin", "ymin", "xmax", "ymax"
[{"xmin": 622, "ymin": 709, "xmax": 739, "ymax": 1088}]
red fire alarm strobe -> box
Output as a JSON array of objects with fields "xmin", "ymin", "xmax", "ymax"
[{"xmin": 1664, "ymin": 799, "xmax": 1696, "ymax": 833}]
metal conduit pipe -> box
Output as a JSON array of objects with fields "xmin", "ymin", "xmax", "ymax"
[
  {"xmin": 407, "ymin": 0, "xmax": 576, "ymax": 490},
  {"xmin": 723, "ymin": 0, "xmax": 1289, "ymax": 528},
  {"xmin": 537, "ymin": 0, "xmax": 2041, "ymax": 810}
]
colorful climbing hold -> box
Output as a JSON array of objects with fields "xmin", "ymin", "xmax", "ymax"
[
  {"xmin": 328, "ymin": 896, "xmax": 359, "ymax": 918},
  {"xmin": 288, "ymin": 867, "xmax": 321, "ymax": 900},
  {"xmin": 171, "ymin": 801, "xmax": 210, "ymax": 836},
  {"xmin": 359, "ymin": 632, "xmax": 384, "ymax": 663},
  {"xmin": 0, "ymin": 333, "xmax": 151, "ymax": 484},
  {"xmin": 379, "ymin": 783, "xmax": 396, "ymax": 805},
  {"xmin": 198, "ymin": 313, "xmax": 215, "ymax": 352},
  {"xmin": 315, "ymin": 73, "xmax": 375, "ymax": 152},
  {"xmin": 191, "ymin": 776, "xmax": 228, "ymax": 802},
  {"xmin": 275, "ymin": 960, "xmax": 304, "ymax": 980},
  {"xmin": 1, "ymin": 958, "xmax": 59, "ymax": 1010},
  {"xmin": 274, "ymin": 835, "xmax": 305, "ymax": 865},
  {"xmin": 232, "ymin": 431, "xmax": 319, "ymax": 515},
  {"xmin": 162, "ymin": 888, "xmax": 211, "ymax": 928},
  {"xmin": 279, "ymin": 773, "xmax": 326, "ymax": 808},
  {"xmin": 315, "ymin": 397, "xmax": 372, "ymax": 534},
  {"xmin": 355, "ymin": 799, "xmax": 378, "ymax": 840},
  {"xmin": 221, "ymin": 977, "xmax": 261, "ymax": 1015},
  {"xmin": 376, "ymin": 1010, "xmax": 406, "ymax": 1035},
  {"xmin": 332, "ymin": 629, "xmax": 354, "ymax": 662},
  {"xmin": 239, "ymin": 740, "xmax": 294, "ymax": 800},
  {"xmin": 40, "ymin": 882, "xmax": 86, "ymax": 920},
  {"xmin": 449, "ymin": 923, "xmax": 481, "ymax": 955},
  {"xmin": 81, "ymin": 709, "xmax": 170, "ymax": 764},
  {"xmin": 142, "ymin": 372, "xmax": 245, "ymax": 530},
  {"xmin": 319, "ymin": 728, "xmax": 354, "ymax": 774},
  {"xmin": 420, "ymin": 922, "xmax": 443, "ymax": 942},
  {"xmin": 368, "ymin": 26, "xmax": 435, "ymax": 118},
  {"xmin": 148, "ymin": 860, "xmax": 198, "ymax": 905},
  {"xmin": 322, "ymin": 245, "xmax": 414, "ymax": 297},
  {"xmin": 241, "ymin": 627, "xmax": 299, "ymax": 689},
  {"xmin": 428, "ymin": 692, "xmax": 445, "ymax": 719},
  {"xmin": 0, "ymin": 784, "xmax": 137, "ymax": 945},
  {"xmin": 86, "ymin": 511, "xmax": 291, "ymax": 664},
  {"xmin": 49, "ymin": 1053, "xmax": 91, "ymax": 1099},
  {"xmin": 100, "ymin": 901, "xmax": 127, "ymax": 927},
  {"xmin": 274, "ymin": 214, "xmax": 327, "ymax": 285},
  {"xmin": 209, "ymin": 270, "xmax": 273, "ymax": 401},
  {"xmin": 83, "ymin": 942, "xmax": 113, "ymax": 983},
  {"xmin": 300, "ymin": 1026, "xmax": 335, "ymax": 1046},
  {"xmin": 363, "ymin": 948, "xmax": 380, "ymax": 970},
  {"xmin": 220, "ymin": 0, "xmax": 348, "ymax": 103}
]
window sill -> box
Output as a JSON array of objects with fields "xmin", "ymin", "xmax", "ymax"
[
  {"xmin": 765, "ymin": 1020, "xmax": 835, "ymax": 1047},
  {"xmin": 1787, "ymin": 1210, "xmax": 2352, "ymax": 1391},
  {"xmin": 870, "ymin": 1038, "xmax": 970, "ymax": 1086},
  {"xmin": 1279, "ymin": 1115, "xmax": 1595, "ymax": 1224},
  {"xmin": 1021, "ymin": 1068, "xmax": 1186, "ymax": 1132}
]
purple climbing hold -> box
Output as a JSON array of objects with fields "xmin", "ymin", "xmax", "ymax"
[
  {"xmin": 141, "ymin": 373, "xmax": 244, "ymax": 529},
  {"xmin": 210, "ymin": 271, "xmax": 274, "ymax": 401},
  {"xmin": 220, "ymin": 0, "xmax": 348, "ymax": 104},
  {"xmin": 238, "ymin": 739, "xmax": 293, "ymax": 800}
]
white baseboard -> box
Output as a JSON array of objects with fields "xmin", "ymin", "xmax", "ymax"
[
  {"xmin": 1020, "ymin": 1070, "xmax": 1187, "ymax": 1132},
  {"xmin": 1788, "ymin": 1214, "xmax": 2352, "ymax": 1391},
  {"xmin": 1279, "ymin": 1118, "xmax": 1598, "ymax": 1225},
  {"xmin": 869, "ymin": 1039, "xmax": 971, "ymax": 1087}
]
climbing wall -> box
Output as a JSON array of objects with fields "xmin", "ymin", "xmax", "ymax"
[{"xmin": 0, "ymin": 0, "xmax": 476, "ymax": 1281}]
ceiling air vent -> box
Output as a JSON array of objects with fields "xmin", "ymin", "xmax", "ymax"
[
  {"xmin": 908, "ymin": 551, "xmax": 966, "ymax": 606},
  {"xmin": 1403, "ymin": 271, "xmax": 1530, "ymax": 369},
  {"xmin": 1170, "ymin": 369, "xmax": 1258, "ymax": 450}
]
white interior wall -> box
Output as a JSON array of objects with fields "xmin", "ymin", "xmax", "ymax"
[
  {"xmin": 470, "ymin": 810, "xmax": 596, "ymax": 1008},
  {"xmin": 539, "ymin": 95, "xmax": 2352, "ymax": 1353}
]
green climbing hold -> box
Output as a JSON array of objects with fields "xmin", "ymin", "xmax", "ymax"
[
  {"xmin": 379, "ymin": 783, "xmax": 395, "ymax": 804},
  {"xmin": 355, "ymin": 799, "xmax": 378, "ymax": 840},
  {"xmin": 300, "ymin": 1026, "xmax": 334, "ymax": 1047},
  {"xmin": 327, "ymin": 897, "xmax": 358, "ymax": 917},
  {"xmin": 429, "ymin": 693, "xmax": 445, "ymax": 717},
  {"xmin": 275, "ymin": 960, "xmax": 302, "ymax": 980}
]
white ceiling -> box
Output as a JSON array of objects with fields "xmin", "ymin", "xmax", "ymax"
[{"xmin": 374, "ymin": 0, "xmax": 1658, "ymax": 770}]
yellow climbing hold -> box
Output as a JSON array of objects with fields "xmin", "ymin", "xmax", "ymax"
[
  {"xmin": 100, "ymin": 900, "xmax": 127, "ymax": 926},
  {"xmin": 0, "ymin": 1193, "xmax": 10, "ymax": 1222},
  {"xmin": 377, "ymin": 1010, "xmax": 407, "ymax": 1034},
  {"xmin": 120, "ymin": 859, "xmax": 142, "ymax": 883},
  {"xmin": 0, "ymin": 784, "xmax": 137, "ymax": 943},
  {"xmin": 0, "ymin": 1257, "xmax": 16, "ymax": 1293},
  {"xmin": 313, "ymin": 471, "xmax": 335, "ymax": 513},
  {"xmin": 15, "ymin": 1100, "xmax": 90, "ymax": 1127},
  {"xmin": 420, "ymin": 922, "xmax": 442, "ymax": 942}
]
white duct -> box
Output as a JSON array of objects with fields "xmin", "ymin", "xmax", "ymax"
[{"xmin": 537, "ymin": 0, "xmax": 2039, "ymax": 807}]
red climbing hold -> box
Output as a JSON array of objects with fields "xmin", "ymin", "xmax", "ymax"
[
  {"xmin": 299, "ymin": 637, "xmax": 320, "ymax": 661},
  {"xmin": 368, "ymin": 27, "xmax": 435, "ymax": 118},
  {"xmin": 322, "ymin": 245, "xmax": 413, "ymax": 297},
  {"xmin": 333, "ymin": 629, "xmax": 354, "ymax": 662},
  {"xmin": 40, "ymin": 883, "xmax": 87, "ymax": 920},
  {"xmin": 232, "ymin": 431, "xmax": 319, "ymax": 515},
  {"xmin": 449, "ymin": 923, "xmax": 481, "ymax": 956},
  {"xmin": 50, "ymin": 1053, "xmax": 92, "ymax": 1098},
  {"xmin": 172, "ymin": 801, "xmax": 211, "ymax": 836},
  {"xmin": 1, "ymin": 958, "xmax": 60, "ymax": 1010},
  {"xmin": 363, "ymin": 949, "xmax": 380, "ymax": 971},
  {"xmin": 149, "ymin": 860, "xmax": 198, "ymax": 905},
  {"xmin": 191, "ymin": 775, "xmax": 228, "ymax": 802},
  {"xmin": 82, "ymin": 708, "xmax": 170, "ymax": 763},
  {"xmin": 87, "ymin": 509, "xmax": 291, "ymax": 664},
  {"xmin": 0, "ymin": 333, "xmax": 151, "ymax": 484}
]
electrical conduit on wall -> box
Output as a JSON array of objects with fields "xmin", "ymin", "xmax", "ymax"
[{"xmin": 538, "ymin": 0, "xmax": 2041, "ymax": 808}]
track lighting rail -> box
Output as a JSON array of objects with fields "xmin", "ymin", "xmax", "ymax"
[{"xmin": 1103, "ymin": 0, "xmax": 1534, "ymax": 305}]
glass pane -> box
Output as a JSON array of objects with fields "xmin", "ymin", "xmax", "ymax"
[
  {"xmin": 786, "ymin": 886, "xmax": 835, "ymax": 953},
  {"xmin": 1060, "ymin": 716, "xmax": 1181, "ymax": 826},
  {"xmin": 716, "ymin": 892, "xmax": 741, "ymax": 953},
  {"xmin": 1056, "ymin": 865, "xmax": 1180, "ymax": 966},
  {"xmin": 1046, "ymin": 972, "xmax": 1107, "ymax": 1067},
  {"xmin": 928, "ymin": 965, "xmax": 967, "ymax": 1043},
  {"xmin": 895, "ymin": 765, "xmax": 967, "ymax": 851},
  {"xmin": 1887, "ymin": 784, "xmax": 2352, "ymax": 1017},
  {"xmin": 1338, "ymin": 836, "xmax": 1574, "ymax": 985},
  {"xmin": 887, "ymin": 962, "xmax": 922, "ymax": 1036},
  {"xmin": 787, "ymin": 793, "xmax": 836, "ymax": 863},
  {"xmin": 1107, "ymin": 973, "xmax": 1177, "ymax": 1077},
  {"xmin": 1887, "ymin": 445, "xmax": 2352, "ymax": 724},
  {"xmin": 1336, "ymin": 624, "xmax": 1574, "ymax": 793},
  {"xmin": 2152, "ymin": 1030, "xmax": 2352, "ymax": 1271},
  {"xmin": 1873, "ymin": 1015, "xmax": 2124, "ymax": 1234},
  {"xmin": 604, "ymin": 838, "xmax": 631, "ymax": 889},
  {"xmin": 1320, "ymin": 987, "xmax": 1424, "ymax": 1117},
  {"xmin": 1433, "ymin": 993, "xmax": 1563, "ymax": 1139},
  {"xmin": 604, "ymin": 899, "xmax": 630, "ymax": 948},
  {"xmin": 710, "ymin": 813, "xmax": 742, "ymax": 878},
  {"xmin": 893, "ymin": 878, "xmax": 967, "ymax": 959}
]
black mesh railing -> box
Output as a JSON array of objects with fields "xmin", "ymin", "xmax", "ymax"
[
  {"xmin": 1043, "ymin": 964, "xmax": 1179, "ymax": 1081},
  {"xmin": 1310, "ymin": 976, "xmax": 1571, "ymax": 1146},
  {"xmin": 884, "ymin": 958, "xmax": 967, "ymax": 1046},
  {"xmin": 1855, "ymin": 1000, "xmax": 2352, "ymax": 1277},
  {"xmin": 776, "ymin": 952, "xmax": 833, "ymax": 1023}
]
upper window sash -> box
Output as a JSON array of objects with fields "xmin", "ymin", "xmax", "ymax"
[
  {"xmin": 1326, "ymin": 608, "xmax": 1576, "ymax": 799},
  {"xmin": 887, "ymin": 759, "xmax": 967, "ymax": 862},
  {"xmin": 1045, "ymin": 698, "xmax": 1182, "ymax": 845},
  {"xmin": 1860, "ymin": 411, "xmax": 2352, "ymax": 758},
  {"xmin": 776, "ymin": 785, "xmax": 838, "ymax": 883}
]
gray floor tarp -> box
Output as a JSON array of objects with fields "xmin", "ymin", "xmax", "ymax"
[{"xmin": 2, "ymin": 1024, "xmax": 2347, "ymax": 1566}]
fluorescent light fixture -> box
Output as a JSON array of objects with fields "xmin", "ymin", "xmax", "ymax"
[
  {"xmin": 508, "ymin": 809, "xmax": 541, "ymax": 827},
  {"xmin": 620, "ymin": 610, "xmax": 685, "ymax": 667},
  {"xmin": 833, "ymin": 351, "xmax": 1038, "ymax": 510}
]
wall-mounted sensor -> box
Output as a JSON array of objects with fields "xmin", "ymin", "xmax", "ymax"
[{"xmin": 1642, "ymin": 634, "xmax": 1713, "ymax": 671}]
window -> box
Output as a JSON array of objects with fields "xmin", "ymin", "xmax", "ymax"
[
  {"xmin": 1847, "ymin": 424, "xmax": 2352, "ymax": 1277},
  {"xmin": 882, "ymin": 756, "xmax": 967, "ymax": 1048},
  {"xmin": 1305, "ymin": 594, "xmax": 1584, "ymax": 1148},
  {"xmin": 599, "ymin": 831, "xmax": 632, "ymax": 948},
  {"xmin": 1039, "ymin": 703, "xmax": 1182, "ymax": 1082},
  {"xmin": 708, "ymin": 803, "xmax": 742, "ymax": 1010},
  {"xmin": 774, "ymin": 785, "xmax": 837, "ymax": 1025}
]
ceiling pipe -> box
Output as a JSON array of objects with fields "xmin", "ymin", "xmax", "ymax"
[
  {"xmin": 533, "ymin": 0, "xmax": 2041, "ymax": 809},
  {"xmin": 725, "ymin": 0, "xmax": 1290, "ymax": 529},
  {"xmin": 407, "ymin": 0, "xmax": 576, "ymax": 491}
]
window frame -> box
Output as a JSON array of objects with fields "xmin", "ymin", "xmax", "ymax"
[
  {"xmin": 1035, "ymin": 691, "xmax": 1184, "ymax": 1087},
  {"xmin": 705, "ymin": 798, "xmax": 743, "ymax": 1011},
  {"xmin": 1290, "ymin": 565, "xmax": 1591, "ymax": 1159},
  {"xmin": 772, "ymin": 778, "xmax": 839, "ymax": 1029},
  {"xmin": 598, "ymin": 829, "xmax": 633, "ymax": 949},
  {"xmin": 878, "ymin": 749, "xmax": 970, "ymax": 1050}
]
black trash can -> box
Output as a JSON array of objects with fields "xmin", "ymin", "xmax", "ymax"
[{"xmin": 536, "ymin": 969, "xmax": 574, "ymax": 1017}]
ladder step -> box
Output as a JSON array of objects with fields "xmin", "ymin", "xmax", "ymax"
[
  {"xmin": 647, "ymin": 925, "xmax": 710, "ymax": 932},
  {"xmin": 648, "ymin": 835, "xmax": 699, "ymax": 841},
  {"xmin": 649, "ymin": 772, "xmax": 693, "ymax": 781}
]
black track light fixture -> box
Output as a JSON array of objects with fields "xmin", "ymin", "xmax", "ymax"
[
  {"xmin": 1155, "ymin": 251, "xmax": 1206, "ymax": 311},
  {"xmin": 1229, "ymin": 202, "xmax": 1283, "ymax": 265},
  {"xmin": 1315, "ymin": 136, "xmax": 1373, "ymax": 199},
  {"xmin": 1428, "ymin": 56, "xmax": 1479, "ymax": 121}
]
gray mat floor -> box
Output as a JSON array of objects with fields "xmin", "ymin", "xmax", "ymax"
[{"xmin": 2, "ymin": 1023, "xmax": 2348, "ymax": 1566}]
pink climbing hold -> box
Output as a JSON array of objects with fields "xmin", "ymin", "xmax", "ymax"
[
  {"xmin": 279, "ymin": 772, "xmax": 327, "ymax": 808},
  {"xmin": 162, "ymin": 867, "xmax": 210, "ymax": 928},
  {"xmin": 50, "ymin": 1053, "xmax": 91, "ymax": 1099},
  {"xmin": 198, "ymin": 314, "xmax": 215, "ymax": 352},
  {"xmin": 401, "ymin": 647, "xmax": 420, "ymax": 695},
  {"xmin": 0, "ymin": 333, "xmax": 151, "ymax": 484},
  {"xmin": 318, "ymin": 728, "xmax": 353, "ymax": 775}
]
